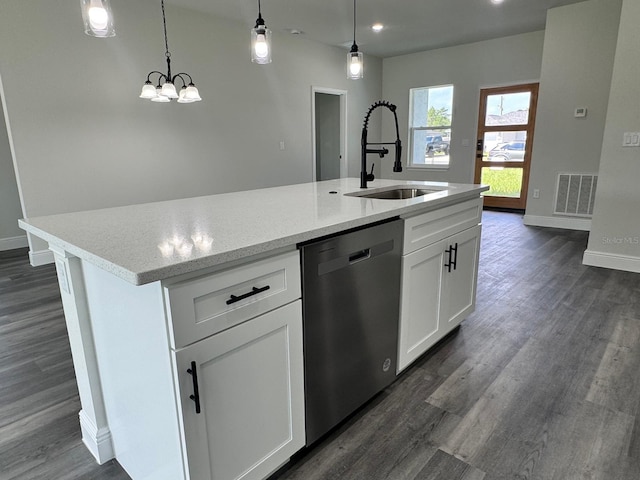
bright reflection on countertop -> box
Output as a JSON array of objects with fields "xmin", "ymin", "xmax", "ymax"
[{"xmin": 158, "ymin": 232, "xmax": 214, "ymax": 258}]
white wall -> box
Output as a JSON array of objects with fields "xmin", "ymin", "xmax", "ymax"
[
  {"xmin": 524, "ymin": 0, "xmax": 622, "ymax": 230},
  {"xmin": 0, "ymin": 95, "xmax": 25, "ymax": 250},
  {"xmin": 0, "ymin": 0, "xmax": 382, "ymax": 260},
  {"xmin": 584, "ymin": 0, "xmax": 640, "ymax": 272},
  {"xmin": 380, "ymin": 31, "xmax": 545, "ymax": 184}
]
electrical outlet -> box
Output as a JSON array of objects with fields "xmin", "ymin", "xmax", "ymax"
[
  {"xmin": 623, "ymin": 132, "xmax": 640, "ymax": 147},
  {"xmin": 532, "ymin": 189, "xmax": 540, "ymax": 199}
]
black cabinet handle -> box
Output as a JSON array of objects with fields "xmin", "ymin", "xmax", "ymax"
[
  {"xmin": 226, "ymin": 285, "xmax": 270, "ymax": 305},
  {"xmin": 187, "ymin": 361, "xmax": 201, "ymax": 414},
  {"xmin": 444, "ymin": 246, "xmax": 453, "ymax": 272},
  {"xmin": 451, "ymin": 243, "xmax": 458, "ymax": 271},
  {"xmin": 444, "ymin": 243, "xmax": 458, "ymax": 273}
]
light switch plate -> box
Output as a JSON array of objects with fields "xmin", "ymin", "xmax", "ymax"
[{"xmin": 623, "ymin": 132, "xmax": 640, "ymax": 147}]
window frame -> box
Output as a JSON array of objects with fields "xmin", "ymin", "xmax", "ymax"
[{"xmin": 407, "ymin": 85, "xmax": 454, "ymax": 170}]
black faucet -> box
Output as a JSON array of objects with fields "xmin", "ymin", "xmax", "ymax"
[{"xmin": 360, "ymin": 100, "xmax": 403, "ymax": 188}]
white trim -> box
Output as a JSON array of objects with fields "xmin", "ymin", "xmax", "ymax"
[
  {"xmin": 522, "ymin": 214, "xmax": 591, "ymax": 231},
  {"xmin": 79, "ymin": 409, "xmax": 115, "ymax": 465},
  {"xmin": 311, "ymin": 86, "xmax": 348, "ymax": 181},
  {"xmin": 583, "ymin": 250, "xmax": 640, "ymax": 274},
  {"xmin": 0, "ymin": 74, "xmax": 27, "ymax": 221},
  {"xmin": 0, "ymin": 235, "xmax": 28, "ymax": 251},
  {"xmin": 28, "ymin": 248, "xmax": 54, "ymax": 266}
]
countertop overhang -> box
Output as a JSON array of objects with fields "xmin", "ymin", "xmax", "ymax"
[{"xmin": 19, "ymin": 178, "xmax": 488, "ymax": 285}]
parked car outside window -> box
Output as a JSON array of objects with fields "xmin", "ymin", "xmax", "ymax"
[
  {"xmin": 425, "ymin": 135, "xmax": 450, "ymax": 157},
  {"xmin": 488, "ymin": 141, "xmax": 525, "ymax": 161}
]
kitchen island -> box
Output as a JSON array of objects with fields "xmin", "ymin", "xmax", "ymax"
[{"xmin": 19, "ymin": 178, "xmax": 487, "ymax": 480}]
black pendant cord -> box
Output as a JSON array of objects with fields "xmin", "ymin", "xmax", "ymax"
[
  {"xmin": 353, "ymin": 0, "xmax": 356, "ymax": 46},
  {"xmin": 255, "ymin": 0, "xmax": 265, "ymax": 28}
]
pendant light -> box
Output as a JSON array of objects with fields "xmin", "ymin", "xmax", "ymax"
[
  {"xmin": 81, "ymin": 0, "xmax": 116, "ymax": 37},
  {"xmin": 139, "ymin": 0, "xmax": 202, "ymax": 104},
  {"xmin": 348, "ymin": 0, "xmax": 363, "ymax": 80},
  {"xmin": 251, "ymin": 0, "xmax": 272, "ymax": 64}
]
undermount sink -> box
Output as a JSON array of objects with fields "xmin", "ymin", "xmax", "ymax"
[{"xmin": 345, "ymin": 187, "xmax": 446, "ymax": 200}]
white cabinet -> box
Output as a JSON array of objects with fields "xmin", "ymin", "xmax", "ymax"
[
  {"xmin": 440, "ymin": 226, "xmax": 481, "ymax": 330},
  {"xmin": 164, "ymin": 250, "xmax": 305, "ymax": 480},
  {"xmin": 398, "ymin": 199, "xmax": 482, "ymax": 372},
  {"xmin": 174, "ymin": 300, "xmax": 305, "ymax": 480}
]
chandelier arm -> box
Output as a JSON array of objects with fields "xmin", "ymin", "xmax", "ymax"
[
  {"xmin": 173, "ymin": 73, "xmax": 194, "ymax": 86},
  {"xmin": 146, "ymin": 71, "xmax": 167, "ymax": 84}
]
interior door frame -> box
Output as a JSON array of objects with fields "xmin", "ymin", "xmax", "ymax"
[
  {"xmin": 474, "ymin": 83, "xmax": 539, "ymax": 210},
  {"xmin": 311, "ymin": 87, "xmax": 347, "ymax": 181}
]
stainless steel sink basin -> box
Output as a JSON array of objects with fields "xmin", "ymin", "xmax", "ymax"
[{"xmin": 348, "ymin": 188, "xmax": 442, "ymax": 200}]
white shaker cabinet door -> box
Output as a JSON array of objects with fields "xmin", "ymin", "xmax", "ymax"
[
  {"xmin": 174, "ymin": 300, "xmax": 305, "ymax": 480},
  {"xmin": 440, "ymin": 225, "xmax": 481, "ymax": 332},
  {"xmin": 397, "ymin": 241, "xmax": 445, "ymax": 373}
]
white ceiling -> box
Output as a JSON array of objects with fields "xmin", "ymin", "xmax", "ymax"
[{"xmin": 167, "ymin": 0, "xmax": 588, "ymax": 58}]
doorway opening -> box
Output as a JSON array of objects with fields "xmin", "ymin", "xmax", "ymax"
[
  {"xmin": 474, "ymin": 83, "xmax": 539, "ymax": 210},
  {"xmin": 312, "ymin": 87, "xmax": 347, "ymax": 181}
]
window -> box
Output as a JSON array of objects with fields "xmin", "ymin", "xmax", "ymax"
[{"xmin": 408, "ymin": 85, "xmax": 454, "ymax": 168}]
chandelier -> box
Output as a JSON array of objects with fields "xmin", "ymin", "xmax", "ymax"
[{"xmin": 139, "ymin": 0, "xmax": 202, "ymax": 103}]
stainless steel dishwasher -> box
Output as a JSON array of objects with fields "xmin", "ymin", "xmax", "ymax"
[{"xmin": 300, "ymin": 218, "xmax": 402, "ymax": 445}]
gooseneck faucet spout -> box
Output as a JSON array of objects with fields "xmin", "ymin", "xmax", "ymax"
[{"xmin": 361, "ymin": 100, "xmax": 403, "ymax": 188}]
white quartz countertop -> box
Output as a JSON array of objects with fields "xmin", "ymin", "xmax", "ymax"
[{"xmin": 19, "ymin": 178, "xmax": 487, "ymax": 285}]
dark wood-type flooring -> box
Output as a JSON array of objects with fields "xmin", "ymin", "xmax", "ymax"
[{"xmin": 1, "ymin": 211, "xmax": 639, "ymax": 479}]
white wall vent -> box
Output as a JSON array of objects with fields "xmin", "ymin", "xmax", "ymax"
[{"xmin": 554, "ymin": 173, "xmax": 598, "ymax": 217}]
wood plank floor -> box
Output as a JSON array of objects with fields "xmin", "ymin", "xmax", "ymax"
[{"xmin": 1, "ymin": 211, "xmax": 639, "ymax": 479}]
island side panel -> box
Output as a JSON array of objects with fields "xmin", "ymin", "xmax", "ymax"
[
  {"xmin": 81, "ymin": 261, "xmax": 186, "ymax": 480},
  {"xmin": 49, "ymin": 245, "xmax": 114, "ymax": 464}
]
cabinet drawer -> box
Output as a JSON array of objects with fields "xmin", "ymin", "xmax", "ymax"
[
  {"xmin": 164, "ymin": 250, "xmax": 301, "ymax": 348},
  {"xmin": 402, "ymin": 197, "xmax": 482, "ymax": 254}
]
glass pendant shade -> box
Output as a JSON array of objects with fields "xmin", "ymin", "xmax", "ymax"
[
  {"xmin": 348, "ymin": 51, "xmax": 364, "ymax": 80},
  {"xmin": 251, "ymin": 27, "xmax": 272, "ymax": 64},
  {"xmin": 160, "ymin": 82, "xmax": 178, "ymax": 99},
  {"xmin": 140, "ymin": 82, "xmax": 158, "ymax": 99},
  {"xmin": 81, "ymin": 0, "xmax": 116, "ymax": 37},
  {"xmin": 152, "ymin": 88, "xmax": 171, "ymax": 102},
  {"xmin": 184, "ymin": 85, "xmax": 202, "ymax": 101},
  {"xmin": 177, "ymin": 88, "xmax": 192, "ymax": 104}
]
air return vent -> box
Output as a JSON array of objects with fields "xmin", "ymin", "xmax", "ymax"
[{"xmin": 554, "ymin": 173, "xmax": 598, "ymax": 217}]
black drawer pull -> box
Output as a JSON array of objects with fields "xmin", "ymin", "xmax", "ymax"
[
  {"xmin": 226, "ymin": 285, "xmax": 270, "ymax": 305},
  {"xmin": 187, "ymin": 361, "xmax": 201, "ymax": 414}
]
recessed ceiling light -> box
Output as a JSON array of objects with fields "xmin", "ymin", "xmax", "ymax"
[
  {"xmin": 490, "ymin": 0, "xmax": 504, "ymax": 4},
  {"xmin": 285, "ymin": 28, "xmax": 304, "ymax": 35},
  {"xmin": 372, "ymin": 24, "xmax": 384, "ymax": 32}
]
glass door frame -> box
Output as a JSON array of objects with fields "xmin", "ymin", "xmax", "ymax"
[{"xmin": 474, "ymin": 83, "xmax": 539, "ymax": 210}]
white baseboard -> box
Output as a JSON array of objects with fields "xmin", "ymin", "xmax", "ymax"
[
  {"xmin": 523, "ymin": 214, "xmax": 591, "ymax": 231},
  {"xmin": 29, "ymin": 248, "xmax": 54, "ymax": 266},
  {"xmin": 0, "ymin": 235, "xmax": 28, "ymax": 251},
  {"xmin": 79, "ymin": 410, "xmax": 115, "ymax": 465},
  {"xmin": 582, "ymin": 250, "xmax": 640, "ymax": 274}
]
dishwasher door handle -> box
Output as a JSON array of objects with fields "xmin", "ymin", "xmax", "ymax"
[{"xmin": 349, "ymin": 248, "xmax": 371, "ymax": 264}]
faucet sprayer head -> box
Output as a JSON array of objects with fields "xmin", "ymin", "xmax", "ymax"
[{"xmin": 393, "ymin": 139, "xmax": 402, "ymax": 172}]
